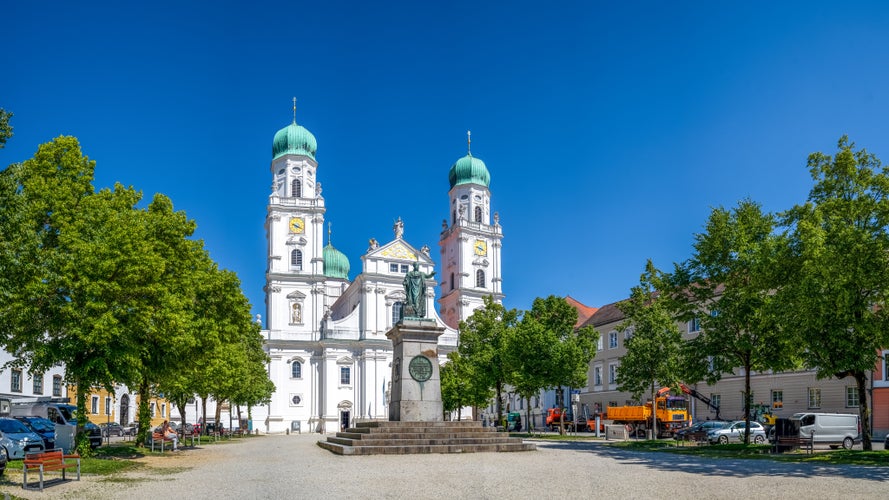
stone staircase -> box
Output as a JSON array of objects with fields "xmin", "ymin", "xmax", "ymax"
[{"xmin": 317, "ymin": 420, "xmax": 536, "ymax": 455}]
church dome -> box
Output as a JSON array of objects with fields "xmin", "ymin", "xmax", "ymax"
[
  {"xmin": 448, "ymin": 154, "xmax": 490, "ymax": 189},
  {"xmin": 323, "ymin": 243, "xmax": 350, "ymax": 280},
  {"xmin": 272, "ymin": 121, "xmax": 317, "ymax": 160}
]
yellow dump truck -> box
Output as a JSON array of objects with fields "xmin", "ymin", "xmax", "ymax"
[{"xmin": 606, "ymin": 388, "xmax": 691, "ymax": 438}]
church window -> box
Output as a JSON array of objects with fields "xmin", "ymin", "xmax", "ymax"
[
  {"xmin": 292, "ymin": 179, "xmax": 301, "ymax": 198},
  {"xmin": 390, "ymin": 263, "xmax": 399, "ymax": 273},
  {"xmin": 475, "ymin": 270, "xmax": 485, "ymax": 288},
  {"xmin": 450, "ymin": 272, "xmax": 455, "ymax": 291},
  {"xmin": 400, "ymin": 264, "xmax": 409, "ymax": 273},
  {"xmin": 474, "ymin": 206, "xmax": 482, "ymax": 223},
  {"xmin": 291, "ymin": 249, "xmax": 303, "ymax": 270},
  {"xmin": 452, "ymin": 209, "xmax": 456, "ymax": 224},
  {"xmin": 392, "ymin": 301, "xmax": 404, "ymax": 324},
  {"xmin": 340, "ymin": 367, "xmax": 351, "ymax": 385},
  {"xmin": 291, "ymin": 361, "xmax": 302, "ymax": 379}
]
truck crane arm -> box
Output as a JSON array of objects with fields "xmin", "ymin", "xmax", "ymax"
[{"xmin": 679, "ymin": 383, "xmax": 721, "ymax": 421}]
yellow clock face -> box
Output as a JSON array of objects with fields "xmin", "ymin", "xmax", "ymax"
[
  {"xmin": 474, "ymin": 239, "xmax": 487, "ymax": 256},
  {"xmin": 289, "ymin": 217, "xmax": 305, "ymax": 234}
]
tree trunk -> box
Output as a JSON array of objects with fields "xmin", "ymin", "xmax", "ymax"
[
  {"xmin": 495, "ymin": 381, "xmax": 504, "ymax": 428},
  {"xmin": 743, "ymin": 357, "xmax": 752, "ymax": 445},
  {"xmin": 137, "ymin": 377, "xmax": 152, "ymax": 446},
  {"xmin": 855, "ymin": 370, "xmax": 872, "ymax": 451},
  {"xmin": 651, "ymin": 381, "xmax": 657, "ymax": 440},
  {"xmin": 201, "ymin": 396, "xmax": 208, "ymax": 435}
]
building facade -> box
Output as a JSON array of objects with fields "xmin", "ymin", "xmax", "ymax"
[
  {"xmin": 253, "ymin": 118, "xmax": 503, "ymax": 434},
  {"xmin": 579, "ymin": 300, "xmax": 869, "ymax": 430}
]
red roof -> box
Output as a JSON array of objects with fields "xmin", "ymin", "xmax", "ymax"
[{"xmin": 565, "ymin": 296, "xmax": 598, "ymax": 328}]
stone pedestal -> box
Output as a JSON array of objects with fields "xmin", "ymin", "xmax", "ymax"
[{"xmin": 386, "ymin": 319, "xmax": 445, "ymax": 422}]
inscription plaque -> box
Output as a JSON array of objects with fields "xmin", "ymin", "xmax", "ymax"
[{"xmin": 408, "ymin": 355, "xmax": 433, "ymax": 382}]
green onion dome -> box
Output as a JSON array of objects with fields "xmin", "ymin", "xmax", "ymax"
[
  {"xmin": 323, "ymin": 242, "xmax": 350, "ymax": 279},
  {"xmin": 272, "ymin": 121, "xmax": 317, "ymax": 160},
  {"xmin": 448, "ymin": 154, "xmax": 490, "ymax": 189}
]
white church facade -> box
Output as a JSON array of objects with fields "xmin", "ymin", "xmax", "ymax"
[{"xmin": 253, "ymin": 115, "xmax": 503, "ymax": 434}]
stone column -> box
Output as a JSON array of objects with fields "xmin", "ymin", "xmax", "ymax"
[{"xmin": 386, "ymin": 319, "xmax": 445, "ymax": 421}]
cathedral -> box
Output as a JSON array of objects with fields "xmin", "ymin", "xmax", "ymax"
[{"xmin": 253, "ymin": 114, "xmax": 504, "ymax": 434}]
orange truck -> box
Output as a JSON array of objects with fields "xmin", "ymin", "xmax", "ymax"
[
  {"xmin": 606, "ymin": 387, "xmax": 691, "ymax": 438},
  {"xmin": 545, "ymin": 407, "xmax": 605, "ymax": 432}
]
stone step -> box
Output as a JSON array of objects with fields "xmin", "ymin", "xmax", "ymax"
[
  {"xmin": 339, "ymin": 430, "xmax": 496, "ymax": 439},
  {"xmin": 326, "ymin": 436, "xmax": 521, "ymax": 447},
  {"xmin": 318, "ymin": 420, "xmax": 536, "ymax": 455},
  {"xmin": 317, "ymin": 440, "xmax": 537, "ymax": 456}
]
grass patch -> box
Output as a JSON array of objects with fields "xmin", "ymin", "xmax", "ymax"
[{"xmin": 611, "ymin": 439, "xmax": 889, "ymax": 465}]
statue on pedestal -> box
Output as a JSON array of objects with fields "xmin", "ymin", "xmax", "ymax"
[{"xmin": 402, "ymin": 262, "xmax": 435, "ymax": 318}]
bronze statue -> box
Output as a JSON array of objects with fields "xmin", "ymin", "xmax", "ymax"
[{"xmin": 402, "ymin": 262, "xmax": 435, "ymax": 318}]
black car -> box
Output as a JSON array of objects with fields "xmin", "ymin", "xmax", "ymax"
[
  {"xmin": 82, "ymin": 421, "xmax": 103, "ymax": 449},
  {"xmin": 14, "ymin": 416, "xmax": 56, "ymax": 450},
  {"xmin": 99, "ymin": 422, "xmax": 127, "ymax": 437}
]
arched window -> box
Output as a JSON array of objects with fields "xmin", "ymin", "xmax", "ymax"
[
  {"xmin": 291, "ymin": 249, "xmax": 303, "ymax": 270},
  {"xmin": 291, "ymin": 361, "xmax": 302, "ymax": 379},
  {"xmin": 392, "ymin": 301, "xmax": 403, "ymax": 325},
  {"xmin": 452, "ymin": 209, "xmax": 457, "ymax": 224},
  {"xmin": 476, "ymin": 269, "xmax": 485, "ymax": 288},
  {"xmin": 292, "ymin": 179, "xmax": 302, "ymax": 198},
  {"xmin": 450, "ymin": 272, "xmax": 455, "ymax": 291},
  {"xmin": 474, "ymin": 206, "xmax": 482, "ymax": 223}
]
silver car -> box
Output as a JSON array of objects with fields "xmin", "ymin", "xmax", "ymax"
[
  {"xmin": 707, "ymin": 420, "xmax": 767, "ymax": 444},
  {"xmin": 0, "ymin": 417, "xmax": 46, "ymax": 459}
]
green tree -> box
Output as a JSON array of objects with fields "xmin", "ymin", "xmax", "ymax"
[
  {"xmin": 616, "ymin": 261, "xmax": 683, "ymax": 439},
  {"xmin": 674, "ymin": 200, "xmax": 794, "ymax": 444},
  {"xmin": 780, "ymin": 136, "xmax": 889, "ymax": 451},
  {"xmin": 0, "ymin": 137, "xmax": 159, "ymax": 453},
  {"xmin": 516, "ymin": 296, "xmax": 597, "ymax": 432},
  {"xmin": 440, "ymin": 352, "xmax": 492, "ymax": 420},
  {"xmin": 457, "ymin": 295, "xmax": 519, "ymax": 427},
  {"xmin": 0, "ymin": 108, "xmax": 12, "ymax": 148}
]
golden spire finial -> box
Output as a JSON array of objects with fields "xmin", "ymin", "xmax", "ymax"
[
  {"xmin": 292, "ymin": 97, "xmax": 297, "ymax": 124},
  {"xmin": 467, "ymin": 130, "xmax": 472, "ymax": 155}
]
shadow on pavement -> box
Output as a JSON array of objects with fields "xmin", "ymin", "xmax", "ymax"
[{"xmin": 534, "ymin": 440, "xmax": 889, "ymax": 482}]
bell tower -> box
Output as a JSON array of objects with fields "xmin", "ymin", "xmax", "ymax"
[
  {"xmin": 265, "ymin": 99, "xmax": 326, "ymax": 338},
  {"xmin": 438, "ymin": 131, "xmax": 504, "ymax": 329}
]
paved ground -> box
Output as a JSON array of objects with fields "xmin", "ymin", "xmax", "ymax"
[{"xmin": 3, "ymin": 434, "xmax": 888, "ymax": 499}]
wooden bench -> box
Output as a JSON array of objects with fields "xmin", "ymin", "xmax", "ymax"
[
  {"xmin": 773, "ymin": 435, "xmax": 814, "ymax": 454},
  {"xmin": 150, "ymin": 431, "xmax": 177, "ymax": 452},
  {"xmin": 22, "ymin": 449, "xmax": 81, "ymax": 491}
]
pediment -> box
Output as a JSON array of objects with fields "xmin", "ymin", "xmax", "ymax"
[
  {"xmin": 286, "ymin": 290, "xmax": 307, "ymax": 299},
  {"xmin": 369, "ymin": 239, "xmax": 432, "ymax": 263}
]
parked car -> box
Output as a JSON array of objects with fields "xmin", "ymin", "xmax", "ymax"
[
  {"xmin": 707, "ymin": 420, "xmax": 767, "ymax": 444},
  {"xmin": 0, "ymin": 417, "xmax": 46, "ymax": 459},
  {"xmin": 99, "ymin": 422, "xmax": 127, "ymax": 437},
  {"xmin": 14, "ymin": 416, "xmax": 56, "ymax": 450},
  {"xmin": 170, "ymin": 422, "xmax": 195, "ymax": 435},
  {"xmin": 0, "ymin": 443, "xmax": 6, "ymax": 475},
  {"xmin": 82, "ymin": 421, "xmax": 103, "ymax": 449},
  {"xmin": 673, "ymin": 420, "xmax": 728, "ymax": 441}
]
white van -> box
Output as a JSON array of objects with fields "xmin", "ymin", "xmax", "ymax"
[
  {"xmin": 11, "ymin": 401, "xmax": 77, "ymax": 452},
  {"xmin": 793, "ymin": 412, "xmax": 860, "ymax": 449}
]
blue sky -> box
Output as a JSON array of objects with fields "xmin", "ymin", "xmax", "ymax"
[{"xmin": 5, "ymin": 1, "xmax": 889, "ymax": 323}]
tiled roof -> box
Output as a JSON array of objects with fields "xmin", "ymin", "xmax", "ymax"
[{"xmin": 565, "ymin": 295, "xmax": 598, "ymax": 328}]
